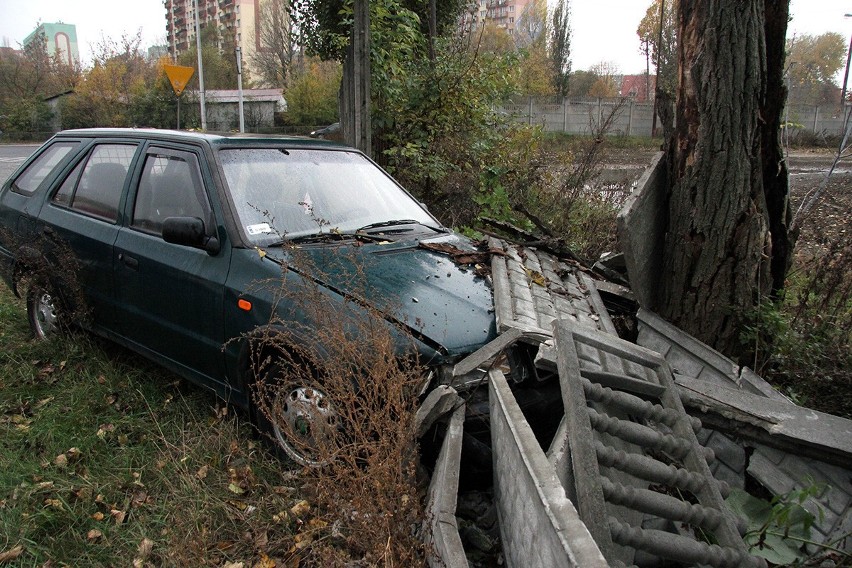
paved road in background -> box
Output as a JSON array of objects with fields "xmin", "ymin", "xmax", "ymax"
[{"xmin": 0, "ymin": 145, "xmax": 39, "ymax": 185}]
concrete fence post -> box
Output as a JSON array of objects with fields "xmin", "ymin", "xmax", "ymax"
[
  {"xmin": 628, "ymin": 100, "xmax": 634, "ymax": 136},
  {"xmin": 528, "ymin": 96, "xmax": 533, "ymax": 126},
  {"xmin": 597, "ymin": 98, "xmax": 603, "ymax": 130},
  {"xmin": 563, "ymin": 98, "xmax": 568, "ymax": 133}
]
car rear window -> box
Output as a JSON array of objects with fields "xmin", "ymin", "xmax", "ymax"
[
  {"xmin": 11, "ymin": 141, "xmax": 80, "ymax": 196},
  {"xmin": 52, "ymin": 144, "xmax": 137, "ymax": 222}
]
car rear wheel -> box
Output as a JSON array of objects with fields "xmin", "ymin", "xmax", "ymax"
[{"xmin": 26, "ymin": 283, "xmax": 64, "ymax": 340}]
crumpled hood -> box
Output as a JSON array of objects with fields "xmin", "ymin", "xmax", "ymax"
[{"xmin": 268, "ymin": 234, "xmax": 497, "ymax": 356}]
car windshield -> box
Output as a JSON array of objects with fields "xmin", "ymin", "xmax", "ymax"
[{"xmin": 219, "ymin": 147, "xmax": 438, "ymax": 245}]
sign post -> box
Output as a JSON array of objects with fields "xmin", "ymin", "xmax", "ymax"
[{"xmin": 164, "ymin": 64, "xmax": 195, "ymax": 129}]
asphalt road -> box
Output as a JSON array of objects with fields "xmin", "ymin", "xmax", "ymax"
[{"xmin": 0, "ymin": 144, "xmax": 39, "ymax": 185}]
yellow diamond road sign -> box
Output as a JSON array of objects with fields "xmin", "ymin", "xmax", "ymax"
[{"xmin": 164, "ymin": 64, "xmax": 195, "ymax": 96}]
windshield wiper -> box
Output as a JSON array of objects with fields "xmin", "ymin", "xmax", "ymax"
[
  {"xmin": 268, "ymin": 231, "xmax": 391, "ymax": 246},
  {"xmin": 357, "ymin": 219, "xmax": 445, "ymax": 233}
]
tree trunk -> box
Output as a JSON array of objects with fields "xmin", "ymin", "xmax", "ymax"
[{"xmin": 660, "ymin": 0, "xmax": 790, "ymax": 357}]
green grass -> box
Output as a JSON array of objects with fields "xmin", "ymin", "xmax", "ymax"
[
  {"xmin": 541, "ymin": 132, "xmax": 663, "ymax": 152},
  {"xmin": 0, "ymin": 285, "xmax": 305, "ymax": 566}
]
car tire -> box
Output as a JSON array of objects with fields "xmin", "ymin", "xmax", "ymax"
[
  {"xmin": 26, "ymin": 282, "xmax": 65, "ymax": 340},
  {"xmin": 252, "ymin": 356, "xmax": 340, "ymax": 467}
]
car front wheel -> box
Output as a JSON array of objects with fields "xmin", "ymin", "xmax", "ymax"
[
  {"xmin": 254, "ymin": 359, "xmax": 340, "ymax": 467},
  {"xmin": 26, "ymin": 283, "xmax": 64, "ymax": 340}
]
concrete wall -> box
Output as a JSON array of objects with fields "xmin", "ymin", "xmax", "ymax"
[
  {"xmin": 489, "ymin": 369, "xmax": 607, "ymax": 568},
  {"xmin": 499, "ymin": 97, "xmax": 851, "ymax": 138},
  {"xmin": 499, "ymin": 98, "xmax": 656, "ymax": 136}
]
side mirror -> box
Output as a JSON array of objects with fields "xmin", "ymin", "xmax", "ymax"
[{"xmin": 162, "ymin": 217, "xmax": 221, "ymax": 255}]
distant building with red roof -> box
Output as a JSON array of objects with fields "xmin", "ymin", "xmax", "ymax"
[{"xmin": 620, "ymin": 74, "xmax": 657, "ymax": 102}]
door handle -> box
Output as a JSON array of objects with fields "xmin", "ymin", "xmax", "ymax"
[{"xmin": 118, "ymin": 253, "xmax": 139, "ymax": 269}]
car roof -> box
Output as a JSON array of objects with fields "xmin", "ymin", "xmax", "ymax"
[{"xmin": 54, "ymin": 128, "xmax": 348, "ymax": 150}]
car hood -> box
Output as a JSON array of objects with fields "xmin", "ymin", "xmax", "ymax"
[{"xmin": 266, "ymin": 234, "xmax": 497, "ymax": 357}]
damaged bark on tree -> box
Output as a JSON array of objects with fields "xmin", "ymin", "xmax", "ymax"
[{"xmin": 660, "ymin": 0, "xmax": 791, "ymax": 358}]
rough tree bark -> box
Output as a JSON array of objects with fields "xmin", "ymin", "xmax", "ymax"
[{"xmin": 660, "ymin": 0, "xmax": 791, "ymax": 358}]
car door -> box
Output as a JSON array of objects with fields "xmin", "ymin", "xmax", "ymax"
[
  {"xmin": 36, "ymin": 141, "xmax": 139, "ymax": 330},
  {"xmin": 113, "ymin": 145, "xmax": 230, "ymax": 389}
]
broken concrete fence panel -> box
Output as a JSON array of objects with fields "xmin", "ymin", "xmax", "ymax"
[
  {"xmin": 425, "ymin": 403, "xmax": 469, "ymax": 568},
  {"xmin": 488, "ymin": 368, "xmax": 608, "ymax": 567},
  {"xmin": 416, "ymin": 385, "xmax": 463, "ymax": 439},
  {"xmin": 616, "ymin": 151, "xmax": 667, "ymax": 311}
]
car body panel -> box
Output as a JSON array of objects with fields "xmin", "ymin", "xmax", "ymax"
[{"xmin": 0, "ymin": 128, "xmax": 499, "ymax": 413}]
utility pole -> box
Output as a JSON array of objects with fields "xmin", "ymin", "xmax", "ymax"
[
  {"xmin": 352, "ymin": 0, "xmax": 373, "ymax": 156},
  {"xmin": 193, "ymin": 0, "xmax": 207, "ymax": 130}
]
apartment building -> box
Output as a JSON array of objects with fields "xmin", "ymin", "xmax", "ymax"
[
  {"xmin": 163, "ymin": 0, "xmax": 259, "ymax": 74},
  {"xmin": 23, "ymin": 23, "xmax": 80, "ymax": 66},
  {"xmin": 462, "ymin": 0, "xmax": 534, "ymax": 36}
]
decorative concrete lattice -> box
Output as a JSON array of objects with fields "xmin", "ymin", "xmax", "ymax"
[{"xmin": 545, "ymin": 321, "xmax": 766, "ymax": 568}]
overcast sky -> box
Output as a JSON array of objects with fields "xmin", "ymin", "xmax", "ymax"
[{"xmin": 0, "ymin": 0, "xmax": 849, "ymax": 76}]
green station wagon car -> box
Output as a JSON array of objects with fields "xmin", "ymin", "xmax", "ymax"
[{"xmin": 0, "ymin": 128, "xmax": 513, "ymax": 464}]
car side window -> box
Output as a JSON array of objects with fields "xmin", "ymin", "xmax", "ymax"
[
  {"xmin": 132, "ymin": 150, "xmax": 209, "ymax": 235},
  {"xmin": 52, "ymin": 144, "xmax": 137, "ymax": 222},
  {"xmin": 12, "ymin": 141, "xmax": 80, "ymax": 196}
]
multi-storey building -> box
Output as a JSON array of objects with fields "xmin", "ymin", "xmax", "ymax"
[
  {"xmin": 23, "ymin": 23, "xmax": 80, "ymax": 66},
  {"xmin": 163, "ymin": 0, "xmax": 259, "ymax": 76},
  {"xmin": 461, "ymin": 0, "xmax": 534, "ymax": 37}
]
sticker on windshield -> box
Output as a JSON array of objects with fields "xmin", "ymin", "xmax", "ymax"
[
  {"xmin": 300, "ymin": 193, "xmax": 313, "ymax": 214},
  {"xmin": 246, "ymin": 223, "xmax": 274, "ymax": 235}
]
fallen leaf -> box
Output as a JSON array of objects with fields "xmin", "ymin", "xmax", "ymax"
[
  {"xmin": 272, "ymin": 511, "xmax": 289, "ymax": 524},
  {"xmin": 307, "ymin": 518, "xmax": 327, "ymax": 530},
  {"xmin": 87, "ymin": 529, "xmax": 102, "ymax": 541},
  {"xmin": 131, "ymin": 490, "xmax": 149, "ymax": 508},
  {"xmin": 0, "ymin": 545, "xmax": 24, "ymax": 562},
  {"xmin": 110, "ymin": 509, "xmax": 126, "ymax": 524},
  {"xmin": 66, "ymin": 447, "xmax": 82, "ymax": 462},
  {"xmin": 195, "ymin": 465, "xmax": 209, "ymax": 480},
  {"xmin": 289, "ymin": 500, "xmax": 310, "ymax": 518},
  {"xmin": 293, "ymin": 532, "xmax": 313, "ymax": 550},
  {"xmin": 74, "ymin": 486, "xmax": 92, "ymax": 501},
  {"xmin": 136, "ymin": 538, "xmax": 154, "ymax": 559},
  {"xmin": 53, "ymin": 454, "xmax": 68, "ymax": 468},
  {"xmin": 92, "ymin": 512, "xmax": 105, "ymax": 521},
  {"xmin": 228, "ymin": 483, "xmax": 245, "ymax": 495},
  {"xmin": 524, "ymin": 267, "xmax": 547, "ymax": 287},
  {"xmin": 253, "ymin": 552, "xmax": 275, "ymax": 568},
  {"xmin": 97, "ymin": 375, "xmax": 106, "ymax": 384},
  {"xmin": 222, "ymin": 561, "xmax": 244, "ymax": 568}
]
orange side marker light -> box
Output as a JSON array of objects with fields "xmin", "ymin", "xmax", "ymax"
[{"xmin": 238, "ymin": 299, "xmax": 252, "ymax": 312}]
